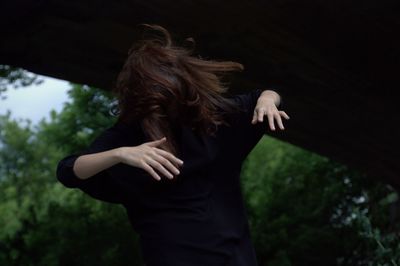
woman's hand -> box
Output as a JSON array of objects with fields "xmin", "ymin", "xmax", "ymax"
[
  {"xmin": 117, "ymin": 137, "xmax": 184, "ymax": 181},
  {"xmin": 251, "ymin": 91, "xmax": 290, "ymax": 131}
]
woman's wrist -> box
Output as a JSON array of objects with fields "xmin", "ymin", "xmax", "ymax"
[
  {"xmin": 112, "ymin": 147, "xmax": 125, "ymax": 164},
  {"xmin": 259, "ymin": 89, "xmax": 281, "ymax": 107}
]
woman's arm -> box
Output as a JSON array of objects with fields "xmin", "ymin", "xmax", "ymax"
[
  {"xmin": 56, "ymin": 125, "xmax": 125, "ymax": 203},
  {"xmin": 72, "ymin": 148, "xmax": 121, "ymax": 180},
  {"xmin": 57, "ymin": 126, "xmax": 184, "ymax": 191},
  {"xmin": 57, "ymin": 126, "xmax": 121, "ymax": 188},
  {"xmin": 229, "ymin": 88, "xmax": 289, "ymax": 161}
]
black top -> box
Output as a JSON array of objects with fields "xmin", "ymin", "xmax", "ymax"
[{"xmin": 56, "ymin": 88, "xmax": 282, "ymax": 266}]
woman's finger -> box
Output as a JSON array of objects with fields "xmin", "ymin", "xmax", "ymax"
[
  {"xmin": 146, "ymin": 137, "xmax": 167, "ymax": 147},
  {"xmin": 267, "ymin": 112, "xmax": 275, "ymax": 130},
  {"xmin": 140, "ymin": 161, "xmax": 162, "ymax": 181},
  {"xmin": 257, "ymin": 108, "xmax": 265, "ymax": 122},
  {"xmin": 275, "ymin": 113, "xmax": 285, "ymax": 130},
  {"xmin": 152, "ymin": 152, "xmax": 180, "ymax": 177},
  {"xmin": 154, "ymin": 147, "xmax": 184, "ymax": 166},
  {"xmin": 146, "ymin": 157, "xmax": 174, "ymax": 180},
  {"xmin": 280, "ymin": 111, "xmax": 290, "ymax": 120},
  {"xmin": 251, "ymin": 110, "xmax": 258, "ymax": 124}
]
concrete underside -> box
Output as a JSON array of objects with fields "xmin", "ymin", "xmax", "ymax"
[{"xmin": 1, "ymin": 0, "xmax": 399, "ymax": 189}]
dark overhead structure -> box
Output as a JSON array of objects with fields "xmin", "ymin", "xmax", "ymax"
[{"xmin": 1, "ymin": 1, "xmax": 399, "ymax": 189}]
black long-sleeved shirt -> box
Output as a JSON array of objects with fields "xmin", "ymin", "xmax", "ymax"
[{"xmin": 56, "ymin": 88, "xmax": 282, "ymax": 266}]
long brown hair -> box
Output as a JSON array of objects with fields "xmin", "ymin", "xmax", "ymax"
[{"xmin": 111, "ymin": 24, "xmax": 244, "ymax": 157}]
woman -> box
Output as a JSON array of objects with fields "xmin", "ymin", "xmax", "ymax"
[{"xmin": 56, "ymin": 24, "xmax": 289, "ymax": 266}]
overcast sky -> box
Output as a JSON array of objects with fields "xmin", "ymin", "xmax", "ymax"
[{"xmin": 0, "ymin": 75, "xmax": 71, "ymax": 126}]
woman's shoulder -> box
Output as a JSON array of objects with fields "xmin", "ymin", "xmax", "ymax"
[
  {"xmin": 113, "ymin": 119, "xmax": 141, "ymax": 132},
  {"xmin": 109, "ymin": 119, "xmax": 145, "ymax": 144}
]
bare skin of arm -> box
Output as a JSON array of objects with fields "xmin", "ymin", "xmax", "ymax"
[
  {"xmin": 72, "ymin": 149, "xmax": 121, "ymax": 180},
  {"xmin": 73, "ymin": 137, "xmax": 184, "ymax": 181}
]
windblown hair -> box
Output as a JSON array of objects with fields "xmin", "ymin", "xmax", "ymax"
[{"xmin": 111, "ymin": 24, "xmax": 244, "ymax": 157}]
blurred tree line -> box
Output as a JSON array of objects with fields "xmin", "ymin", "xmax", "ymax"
[{"xmin": 0, "ymin": 66, "xmax": 399, "ymax": 265}]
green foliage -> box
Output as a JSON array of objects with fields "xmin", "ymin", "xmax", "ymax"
[
  {"xmin": 0, "ymin": 65, "xmax": 44, "ymax": 100},
  {"xmin": 0, "ymin": 84, "xmax": 143, "ymax": 265},
  {"xmin": 351, "ymin": 203, "xmax": 400, "ymax": 265},
  {"xmin": 241, "ymin": 137, "xmax": 400, "ymax": 266}
]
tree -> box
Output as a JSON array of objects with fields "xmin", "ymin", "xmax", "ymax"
[
  {"xmin": 242, "ymin": 135, "xmax": 400, "ymax": 265},
  {"xmin": 0, "ymin": 65, "xmax": 43, "ymax": 100},
  {"xmin": 0, "ymin": 83, "xmax": 143, "ymax": 266}
]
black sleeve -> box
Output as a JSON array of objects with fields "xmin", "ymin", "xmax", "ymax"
[
  {"xmin": 55, "ymin": 126, "xmax": 124, "ymax": 204},
  {"xmin": 233, "ymin": 88, "xmax": 283, "ymax": 113},
  {"xmin": 230, "ymin": 88, "xmax": 283, "ymax": 159}
]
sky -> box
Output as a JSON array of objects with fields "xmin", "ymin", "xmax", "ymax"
[{"xmin": 0, "ymin": 75, "xmax": 71, "ymax": 126}]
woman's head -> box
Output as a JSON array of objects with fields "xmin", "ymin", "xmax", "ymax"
[{"xmin": 112, "ymin": 24, "xmax": 243, "ymax": 156}]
